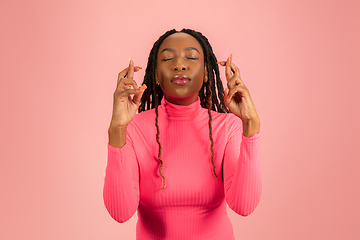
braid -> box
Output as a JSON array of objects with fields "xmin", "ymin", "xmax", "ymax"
[
  {"xmin": 138, "ymin": 30, "xmax": 175, "ymax": 190},
  {"xmin": 139, "ymin": 29, "xmax": 229, "ymax": 189},
  {"xmin": 155, "ymin": 95, "xmax": 166, "ymax": 190},
  {"xmin": 206, "ymin": 79, "xmax": 218, "ymax": 179}
]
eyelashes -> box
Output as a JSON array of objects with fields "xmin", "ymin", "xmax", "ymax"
[{"xmin": 161, "ymin": 57, "xmax": 199, "ymax": 61}]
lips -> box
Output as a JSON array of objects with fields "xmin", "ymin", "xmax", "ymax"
[{"xmin": 171, "ymin": 75, "xmax": 190, "ymax": 85}]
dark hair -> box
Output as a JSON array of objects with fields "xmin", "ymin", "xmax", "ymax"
[{"xmin": 139, "ymin": 29, "xmax": 229, "ymax": 190}]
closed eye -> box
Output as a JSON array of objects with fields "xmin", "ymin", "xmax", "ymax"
[{"xmin": 161, "ymin": 58, "xmax": 173, "ymax": 61}]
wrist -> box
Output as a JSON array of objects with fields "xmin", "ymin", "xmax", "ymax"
[
  {"xmin": 108, "ymin": 124, "xmax": 127, "ymax": 148},
  {"xmin": 242, "ymin": 118, "xmax": 260, "ymax": 138},
  {"xmin": 108, "ymin": 123, "xmax": 127, "ymax": 132}
]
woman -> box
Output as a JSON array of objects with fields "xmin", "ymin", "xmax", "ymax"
[{"xmin": 104, "ymin": 29, "xmax": 261, "ymax": 240}]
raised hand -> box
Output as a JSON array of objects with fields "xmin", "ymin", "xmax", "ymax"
[
  {"xmin": 108, "ymin": 59, "xmax": 146, "ymax": 148},
  {"xmin": 218, "ymin": 55, "xmax": 260, "ymax": 137}
]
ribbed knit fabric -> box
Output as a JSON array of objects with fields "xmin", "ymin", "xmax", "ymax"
[{"xmin": 103, "ymin": 97, "xmax": 261, "ymax": 240}]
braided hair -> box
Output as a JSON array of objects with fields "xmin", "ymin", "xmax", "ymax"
[{"xmin": 139, "ymin": 29, "xmax": 229, "ymax": 190}]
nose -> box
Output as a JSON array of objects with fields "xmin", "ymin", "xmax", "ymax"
[{"xmin": 173, "ymin": 57, "xmax": 187, "ymax": 71}]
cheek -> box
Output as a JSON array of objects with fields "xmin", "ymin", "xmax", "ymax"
[
  {"xmin": 156, "ymin": 65, "xmax": 170, "ymax": 80},
  {"xmin": 156, "ymin": 70, "xmax": 171, "ymax": 91},
  {"xmin": 192, "ymin": 64, "xmax": 206, "ymax": 82},
  {"xmin": 157, "ymin": 72, "xmax": 171, "ymax": 88}
]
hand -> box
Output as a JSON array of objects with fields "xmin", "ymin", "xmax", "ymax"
[
  {"xmin": 218, "ymin": 55, "xmax": 260, "ymax": 137},
  {"xmin": 110, "ymin": 59, "xmax": 146, "ymax": 129}
]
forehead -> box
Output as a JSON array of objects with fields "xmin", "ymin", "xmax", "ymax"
[{"xmin": 158, "ymin": 32, "xmax": 203, "ymax": 54}]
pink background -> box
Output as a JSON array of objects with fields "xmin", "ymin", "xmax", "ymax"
[{"xmin": 1, "ymin": 0, "xmax": 359, "ymax": 239}]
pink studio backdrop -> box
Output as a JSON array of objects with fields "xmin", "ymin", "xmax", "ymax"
[{"xmin": 1, "ymin": 0, "xmax": 359, "ymax": 239}]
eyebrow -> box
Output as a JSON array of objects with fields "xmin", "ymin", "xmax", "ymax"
[{"xmin": 160, "ymin": 47, "xmax": 200, "ymax": 54}]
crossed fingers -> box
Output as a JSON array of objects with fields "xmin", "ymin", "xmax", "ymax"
[
  {"xmin": 113, "ymin": 60, "xmax": 147, "ymax": 105},
  {"xmin": 218, "ymin": 55, "xmax": 249, "ymax": 105},
  {"xmin": 116, "ymin": 60, "xmax": 144, "ymax": 92}
]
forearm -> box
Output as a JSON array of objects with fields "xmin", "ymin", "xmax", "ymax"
[
  {"xmin": 103, "ymin": 142, "xmax": 139, "ymax": 223},
  {"xmin": 224, "ymin": 133, "xmax": 261, "ymax": 216}
]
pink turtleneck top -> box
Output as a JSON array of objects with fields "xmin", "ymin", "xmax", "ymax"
[{"xmin": 103, "ymin": 97, "xmax": 261, "ymax": 240}]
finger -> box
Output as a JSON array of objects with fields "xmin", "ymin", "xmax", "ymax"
[
  {"xmin": 134, "ymin": 66, "xmax": 142, "ymax": 72},
  {"xmin": 229, "ymin": 61, "xmax": 241, "ymax": 79},
  {"xmin": 119, "ymin": 88, "xmax": 144, "ymax": 98},
  {"xmin": 224, "ymin": 87, "xmax": 230, "ymax": 105},
  {"xmin": 217, "ymin": 57, "xmax": 241, "ymax": 78},
  {"xmin": 127, "ymin": 59, "xmax": 135, "ymax": 79},
  {"xmin": 227, "ymin": 85, "xmax": 249, "ymax": 102},
  {"xmin": 117, "ymin": 78, "xmax": 139, "ymax": 90},
  {"xmin": 139, "ymin": 84, "xmax": 147, "ymax": 90},
  {"xmin": 117, "ymin": 65, "xmax": 142, "ymax": 84},
  {"xmin": 132, "ymin": 84, "xmax": 146, "ymax": 105},
  {"xmin": 218, "ymin": 53, "xmax": 232, "ymax": 66},
  {"xmin": 227, "ymin": 63, "xmax": 245, "ymax": 88},
  {"xmin": 227, "ymin": 75, "xmax": 245, "ymax": 89},
  {"xmin": 225, "ymin": 57, "xmax": 233, "ymax": 82},
  {"xmin": 117, "ymin": 67, "xmax": 130, "ymax": 83}
]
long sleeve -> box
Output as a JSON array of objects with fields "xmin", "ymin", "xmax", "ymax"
[
  {"xmin": 223, "ymin": 115, "xmax": 261, "ymax": 216},
  {"xmin": 103, "ymin": 140, "xmax": 140, "ymax": 223},
  {"xmin": 103, "ymin": 98, "xmax": 261, "ymax": 239}
]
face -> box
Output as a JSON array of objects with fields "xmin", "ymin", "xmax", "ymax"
[{"xmin": 156, "ymin": 32, "xmax": 207, "ymax": 106}]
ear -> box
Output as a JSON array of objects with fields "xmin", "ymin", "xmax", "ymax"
[{"xmin": 204, "ymin": 65, "xmax": 208, "ymax": 82}]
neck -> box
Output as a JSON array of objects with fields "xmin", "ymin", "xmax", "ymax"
[
  {"xmin": 158, "ymin": 96, "xmax": 202, "ymax": 119},
  {"xmin": 164, "ymin": 94, "xmax": 199, "ymax": 106}
]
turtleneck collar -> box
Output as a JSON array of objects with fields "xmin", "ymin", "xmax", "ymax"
[{"xmin": 158, "ymin": 97, "xmax": 203, "ymax": 119}]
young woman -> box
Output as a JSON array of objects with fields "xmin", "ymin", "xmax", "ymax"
[{"xmin": 104, "ymin": 29, "xmax": 261, "ymax": 240}]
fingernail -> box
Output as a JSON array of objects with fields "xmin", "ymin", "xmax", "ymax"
[
  {"xmin": 129, "ymin": 57, "xmax": 132, "ymax": 64},
  {"xmin": 216, "ymin": 61, "xmax": 222, "ymax": 64},
  {"xmin": 230, "ymin": 54, "xmax": 233, "ymax": 62},
  {"xmin": 140, "ymin": 84, "xmax": 147, "ymax": 90}
]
